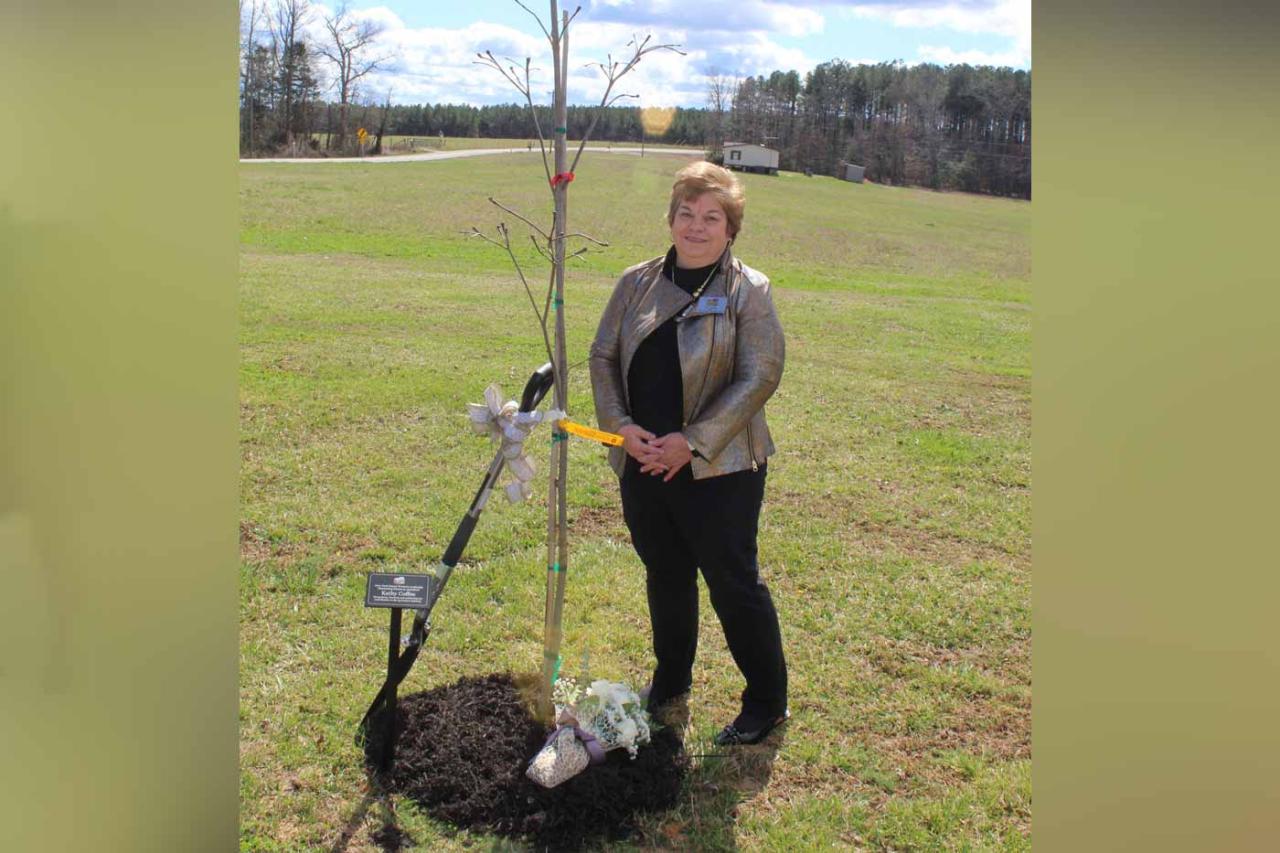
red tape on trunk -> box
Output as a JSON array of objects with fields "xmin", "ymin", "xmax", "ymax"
[{"xmin": 550, "ymin": 171, "xmax": 575, "ymax": 188}]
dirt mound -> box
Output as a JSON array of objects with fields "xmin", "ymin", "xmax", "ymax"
[{"xmin": 364, "ymin": 673, "xmax": 688, "ymax": 849}]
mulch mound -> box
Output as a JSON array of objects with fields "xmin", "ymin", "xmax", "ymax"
[{"xmin": 363, "ymin": 673, "xmax": 688, "ymax": 849}]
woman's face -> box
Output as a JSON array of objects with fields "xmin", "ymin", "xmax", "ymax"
[{"xmin": 670, "ymin": 192, "xmax": 732, "ymax": 268}]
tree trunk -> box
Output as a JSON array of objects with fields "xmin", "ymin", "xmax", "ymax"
[
  {"xmin": 374, "ymin": 93, "xmax": 389, "ymax": 155},
  {"xmin": 337, "ymin": 91, "xmax": 349, "ymax": 152},
  {"xmin": 538, "ymin": 0, "xmax": 572, "ymax": 723}
]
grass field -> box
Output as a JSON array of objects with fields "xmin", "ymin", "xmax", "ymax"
[{"xmin": 239, "ymin": 151, "xmax": 1030, "ymax": 850}]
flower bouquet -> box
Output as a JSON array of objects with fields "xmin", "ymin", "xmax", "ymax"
[{"xmin": 526, "ymin": 676, "xmax": 653, "ymax": 788}]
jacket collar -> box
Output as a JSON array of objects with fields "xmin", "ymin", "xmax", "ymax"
[
  {"xmin": 618, "ymin": 246, "xmax": 741, "ymax": 403},
  {"xmin": 658, "ymin": 244, "xmax": 737, "ymax": 301},
  {"xmin": 622, "ymin": 247, "xmax": 733, "ymax": 368}
]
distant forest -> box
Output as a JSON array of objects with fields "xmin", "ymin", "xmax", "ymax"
[
  {"xmin": 714, "ymin": 62, "xmax": 1030, "ymax": 199},
  {"xmin": 242, "ymin": 8, "xmax": 1030, "ymax": 199}
]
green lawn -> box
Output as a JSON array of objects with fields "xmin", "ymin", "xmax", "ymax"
[{"xmin": 239, "ymin": 152, "xmax": 1030, "ymax": 851}]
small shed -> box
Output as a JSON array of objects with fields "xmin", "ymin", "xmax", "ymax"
[
  {"xmin": 723, "ymin": 142, "xmax": 779, "ymax": 175},
  {"xmin": 841, "ymin": 162, "xmax": 866, "ymax": 183}
]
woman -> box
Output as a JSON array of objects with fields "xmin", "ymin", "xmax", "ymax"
[{"xmin": 589, "ymin": 161, "xmax": 788, "ymax": 746}]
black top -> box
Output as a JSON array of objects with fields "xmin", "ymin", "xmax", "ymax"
[{"xmin": 626, "ymin": 247, "xmax": 719, "ymax": 443}]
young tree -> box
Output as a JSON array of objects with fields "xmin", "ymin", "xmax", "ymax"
[{"xmin": 473, "ymin": 0, "xmax": 680, "ymax": 721}]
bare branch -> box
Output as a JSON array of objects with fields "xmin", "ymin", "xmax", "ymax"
[
  {"xmin": 472, "ymin": 223, "xmax": 554, "ymax": 363},
  {"xmin": 346, "ymin": 58, "xmax": 387, "ymax": 86},
  {"xmin": 605, "ymin": 92, "xmax": 638, "ymax": 108},
  {"xmin": 488, "ymin": 197, "xmax": 550, "ymax": 241},
  {"xmin": 568, "ymin": 36, "xmax": 685, "ymax": 173},
  {"xmin": 475, "ymin": 50, "xmax": 529, "ymax": 98},
  {"xmin": 502, "ymin": 226, "xmax": 555, "ymax": 363},
  {"xmin": 521, "ymin": 58, "xmax": 553, "ymax": 185},
  {"xmin": 464, "ymin": 227, "xmax": 509, "ymax": 251},
  {"xmin": 476, "ymin": 52, "xmax": 554, "ymax": 186},
  {"xmin": 529, "ymin": 234, "xmax": 553, "ymax": 265},
  {"xmin": 512, "ymin": 0, "xmax": 551, "ymax": 41},
  {"xmin": 561, "ymin": 231, "xmax": 609, "ymax": 247}
]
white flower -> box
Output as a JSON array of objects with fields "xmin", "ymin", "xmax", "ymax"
[
  {"xmin": 570, "ymin": 678, "xmax": 652, "ymax": 759},
  {"xmin": 618, "ymin": 717, "xmax": 637, "ymax": 743}
]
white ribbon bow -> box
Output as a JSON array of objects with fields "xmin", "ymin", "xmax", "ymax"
[{"xmin": 467, "ymin": 383, "xmax": 564, "ymax": 503}]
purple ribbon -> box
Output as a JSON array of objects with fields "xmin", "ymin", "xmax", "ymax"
[{"xmin": 534, "ymin": 724, "xmax": 608, "ymax": 767}]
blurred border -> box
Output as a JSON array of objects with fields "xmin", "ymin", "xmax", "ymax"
[
  {"xmin": 1035, "ymin": 1, "xmax": 1280, "ymax": 849},
  {"xmin": 0, "ymin": 1, "xmax": 239, "ymax": 850}
]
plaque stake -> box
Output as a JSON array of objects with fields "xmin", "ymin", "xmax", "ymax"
[{"xmin": 381, "ymin": 607, "xmax": 402, "ymax": 771}]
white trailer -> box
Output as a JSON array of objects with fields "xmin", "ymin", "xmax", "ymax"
[{"xmin": 723, "ymin": 142, "xmax": 779, "ymax": 175}]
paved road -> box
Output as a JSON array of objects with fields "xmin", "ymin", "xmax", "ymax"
[{"xmin": 240, "ymin": 146, "xmax": 704, "ymax": 164}]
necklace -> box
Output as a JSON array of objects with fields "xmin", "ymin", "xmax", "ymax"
[
  {"xmin": 689, "ymin": 263, "xmax": 719, "ymax": 300},
  {"xmin": 674, "ymin": 260, "xmax": 721, "ymax": 321}
]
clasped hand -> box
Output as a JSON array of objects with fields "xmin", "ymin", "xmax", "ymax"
[{"xmin": 618, "ymin": 425, "xmax": 692, "ymax": 482}]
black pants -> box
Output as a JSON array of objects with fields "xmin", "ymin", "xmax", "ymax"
[{"xmin": 620, "ymin": 460, "xmax": 788, "ymax": 720}]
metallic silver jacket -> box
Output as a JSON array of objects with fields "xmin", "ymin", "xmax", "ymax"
[{"xmin": 589, "ymin": 249, "xmax": 785, "ymax": 480}]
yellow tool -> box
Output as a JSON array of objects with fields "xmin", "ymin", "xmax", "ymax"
[{"xmin": 557, "ymin": 419, "xmax": 624, "ymax": 447}]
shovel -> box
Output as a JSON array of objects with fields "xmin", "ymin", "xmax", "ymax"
[{"xmin": 358, "ymin": 362, "xmax": 556, "ymax": 764}]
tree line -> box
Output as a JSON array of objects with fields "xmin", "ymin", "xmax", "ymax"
[
  {"xmin": 239, "ymin": 1, "xmax": 1030, "ymax": 197},
  {"xmin": 373, "ymin": 103, "xmax": 708, "ymax": 144},
  {"xmin": 715, "ymin": 61, "xmax": 1030, "ymax": 198}
]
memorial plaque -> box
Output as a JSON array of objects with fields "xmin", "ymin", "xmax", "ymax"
[{"xmin": 365, "ymin": 572, "xmax": 432, "ymax": 609}]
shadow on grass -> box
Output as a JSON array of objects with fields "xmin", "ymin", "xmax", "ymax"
[
  {"xmin": 691, "ymin": 738, "xmax": 786, "ymax": 849},
  {"xmin": 328, "ymin": 779, "xmax": 410, "ymax": 853},
  {"xmin": 641, "ymin": 697, "xmax": 787, "ymax": 849}
]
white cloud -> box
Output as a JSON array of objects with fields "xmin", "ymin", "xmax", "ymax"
[
  {"xmin": 299, "ymin": 6, "xmax": 554, "ymax": 105},
  {"xmin": 292, "ymin": 4, "xmax": 823, "ymax": 107},
  {"xmin": 580, "ymin": 0, "xmax": 825, "ymax": 39},
  {"xmin": 562, "ymin": 20, "xmax": 820, "ymax": 101},
  {"xmin": 916, "ymin": 44, "xmax": 1025, "ymax": 66},
  {"xmin": 843, "ymin": 0, "xmax": 1030, "ymax": 67},
  {"xmin": 701, "ymin": 34, "xmax": 819, "ymax": 79}
]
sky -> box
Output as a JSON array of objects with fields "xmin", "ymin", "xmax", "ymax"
[{"xmin": 276, "ymin": 0, "xmax": 1030, "ymax": 107}]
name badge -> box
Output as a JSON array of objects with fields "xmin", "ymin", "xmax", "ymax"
[{"xmin": 694, "ymin": 296, "xmax": 728, "ymax": 315}]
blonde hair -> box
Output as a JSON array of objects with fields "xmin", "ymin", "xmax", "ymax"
[{"xmin": 667, "ymin": 161, "xmax": 746, "ymax": 238}]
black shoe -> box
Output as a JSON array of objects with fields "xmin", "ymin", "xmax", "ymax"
[{"xmin": 714, "ymin": 709, "xmax": 790, "ymax": 746}]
